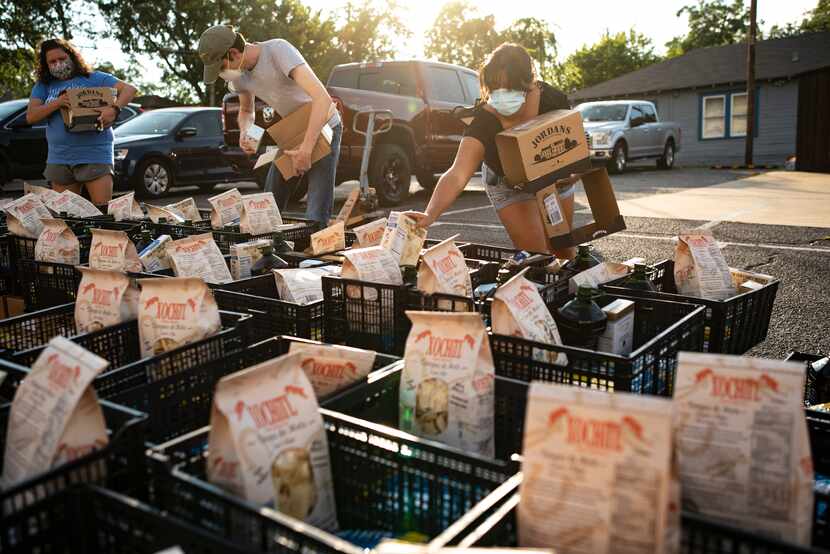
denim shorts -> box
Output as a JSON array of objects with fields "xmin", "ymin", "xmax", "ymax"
[
  {"xmin": 482, "ymin": 164, "xmax": 574, "ymax": 211},
  {"xmin": 44, "ymin": 163, "xmax": 113, "ymax": 185}
]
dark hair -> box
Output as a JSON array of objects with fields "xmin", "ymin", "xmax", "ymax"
[
  {"xmin": 229, "ymin": 32, "xmax": 246, "ymax": 57},
  {"xmin": 479, "ymin": 43, "xmax": 535, "ymax": 99},
  {"xmin": 36, "ymin": 38, "xmax": 92, "ymax": 83}
]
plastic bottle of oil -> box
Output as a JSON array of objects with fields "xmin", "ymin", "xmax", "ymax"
[
  {"xmin": 554, "ymin": 286, "xmax": 608, "ymax": 350},
  {"xmin": 621, "ymin": 263, "xmax": 657, "ymax": 292},
  {"xmin": 573, "ymin": 244, "xmax": 600, "ymax": 272}
]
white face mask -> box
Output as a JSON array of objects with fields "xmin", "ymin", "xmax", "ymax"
[
  {"xmin": 219, "ymin": 47, "xmax": 245, "ymax": 81},
  {"xmin": 488, "ymin": 89, "xmax": 526, "ymax": 117}
]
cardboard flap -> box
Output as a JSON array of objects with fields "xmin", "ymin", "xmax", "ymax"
[{"xmin": 267, "ymin": 103, "xmax": 313, "ymax": 147}]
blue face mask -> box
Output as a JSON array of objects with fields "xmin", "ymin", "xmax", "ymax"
[{"xmin": 488, "ymin": 89, "xmax": 526, "ymax": 116}]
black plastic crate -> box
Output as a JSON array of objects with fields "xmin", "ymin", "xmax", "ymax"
[
  {"xmin": 601, "ymin": 259, "xmax": 779, "ymax": 354},
  {"xmin": 0, "ymin": 301, "xmax": 150, "ymax": 370},
  {"xmin": 3, "ymin": 485, "xmax": 258, "ymax": 554},
  {"xmin": 148, "ymin": 400, "xmax": 516, "ymax": 553},
  {"xmin": 210, "ymin": 217, "xmax": 320, "ymax": 254},
  {"xmin": 4, "ymin": 310, "xmax": 250, "ymax": 410},
  {"xmin": 788, "ymin": 352, "xmax": 828, "ymax": 407},
  {"xmin": 321, "ymin": 362, "xmax": 530, "ymax": 462},
  {"xmin": 18, "ymin": 259, "xmax": 82, "ymax": 310},
  {"xmin": 0, "ymin": 368, "xmax": 148, "ymax": 534},
  {"xmin": 213, "ymin": 275, "xmax": 326, "ymax": 342},
  {"xmin": 435, "ymin": 485, "xmax": 826, "ymax": 553},
  {"xmin": 458, "ymin": 243, "xmax": 550, "ymax": 265},
  {"xmin": 490, "ymin": 293, "xmax": 706, "ymax": 397},
  {"xmin": 322, "ymin": 276, "xmax": 477, "ymax": 356},
  {"xmin": 0, "ymin": 234, "xmax": 17, "ymax": 295}
]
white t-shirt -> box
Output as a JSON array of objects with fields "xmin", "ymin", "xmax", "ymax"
[{"xmin": 231, "ymin": 39, "xmax": 340, "ymax": 127}]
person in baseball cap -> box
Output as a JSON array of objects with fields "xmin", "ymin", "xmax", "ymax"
[{"xmin": 197, "ymin": 25, "xmax": 342, "ymax": 228}]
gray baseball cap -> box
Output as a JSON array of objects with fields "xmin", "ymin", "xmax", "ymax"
[{"xmin": 198, "ymin": 25, "xmax": 237, "ymax": 84}]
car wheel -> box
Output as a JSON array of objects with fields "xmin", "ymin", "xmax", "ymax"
[
  {"xmin": 608, "ymin": 142, "xmax": 627, "ymax": 174},
  {"xmin": 198, "ymin": 183, "xmax": 217, "ymax": 193},
  {"xmin": 370, "ymin": 144, "xmax": 411, "ymax": 206},
  {"xmin": 135, "ymin": 158, "xmax": 174, "ymax": 198},
  {"xmin": 657, "ymin": 141, "xmax": 675, "ymax": 170},
  {"xmin": 416, "ymin": 170, "xmax": 438, "ymax": 193}
]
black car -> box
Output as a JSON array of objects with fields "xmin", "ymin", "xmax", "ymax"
[
  {"xmin": 0, "ymin": 98, "xmax": 141, "ymax": 186},
  {"xmin": 113, "ymin": 107, "xmax": 246, "ymax": 198}
]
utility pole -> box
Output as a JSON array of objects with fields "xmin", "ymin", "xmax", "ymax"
[{"xmin": 745, "ymin": 0, "xmax": 758, "ymax": 166}]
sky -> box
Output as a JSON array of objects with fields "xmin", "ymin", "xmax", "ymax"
[{"xmin": 80, "ymin": 0, "xmax": 818, "ymax": 86}]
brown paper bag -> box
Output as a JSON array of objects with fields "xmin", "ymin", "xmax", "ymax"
[
  {"xmin": 167, "ymin": 233, "xmax": 233, "ymax": 284},
  {"xmin": 353, "ymin": 217, "xmax": 387, "ymax": 247},
  {"xmin": 137, "ymin": 277, "xmax": 221, "ymax": 357},
  {"xmin": 34, "ymin": 218, "xmax": 80, "ymax": 265},
  {"xmin": 240, "ymin": 192, "xmax": 283, "ymax": 235},
  {"xmin": 45, "ymin": 190, "xmax": 102, "ymax": 217},
  {"xmin": 208, "ymin": 188, "xmax": 242, "ymax": 229},
  {"xmin": 674, "ymin": 231, "xmax": 734, "ymax": 300},
  {"xmin": 380, "ymin": 212, "xmax": 427, "ymax": 267},
  {"xmin": 145, "ymin": 204, "xmax": 185, "ymax": 224},
  {"xmin": 309, "ymin": 221, "xmax": 345, "ymax": 255},
  {"xmin": 75, "ymin": 267, "xmax": 140, "ymax": 333},
  {"xmin": 399, "ymin": 311, "xmax": 495, "ymax": 457},
  {"xmin": 492, "ymin": 269, "xmax": 567, "ymax": 366},
  {"xmin": 107, "ymin": 192, "xmax": 144, "ymax": 221},
  {"xmin": 1, "ymin": 336, "xmax": 109, "ymax": 489},
  {"xmin": 519, "ymin": 383, "xmax": 675, "ymax": 553},
  {"xmin": 289, "ymin": 341, "xmax": 376, "ymax": 398},
  {"xmin": 89, "ymin": 229, "xmax": 142, "ymax": 272},
  {"xmin": 417, "ymin": 236, "xmax": 472, "ymax": 297},
  {"xmin": 673, "ymin": 352, "xmax": 813, "ymax": 545},
  {"xmin": 207, "ymin": 352, "xmax": 338, "ymax": 529},
  {"xmin": 5, "ymin": 193, "xmax": 52, "ymax": 238},
  {"xmin": 166, "ymin": 197, "xmax": 202, "ymax": 221},
  {"xmin": 24, "ymin": 182, "xmax": 61, "ymax": 204}
]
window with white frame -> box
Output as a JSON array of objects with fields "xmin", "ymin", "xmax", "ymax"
[
  {"xmin": 702, "ymin": 95, "xmax": 726, "ymax": 139},
  {"xmin": 730, "ymin": 92, "xmax": 748, "ymax": 137}
]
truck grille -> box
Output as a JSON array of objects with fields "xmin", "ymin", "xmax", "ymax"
[{"xmin": 585, "ymin": 131, "xmax": 592, "ymax": 149}]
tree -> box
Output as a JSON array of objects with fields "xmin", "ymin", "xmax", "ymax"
[
  {"xmin": 769, "ymin": 0, "xmax": 830, "ymax": 37},
  {"xmin": 502, "ymin": 17, "xmax": 558, "ymax": 78},
  {"xmin": 331, "ymin": 0, "xmax": 411, "ymax": 70},
  {"xmin": 665, "ymin": 0, "xmax": 754, "ymax": 57},
  {"xmin": 0, "ymin": 1, "xmax": 96, "ymax": 98},
  {"xmin": 556, "ymin": 29, "xmax": 660, "ymax": 92},
  {"xmin": 96, "ymin": 0, "xmax": 234, "ymax": 105},
  {"xmin": 424, "ymin": 1, "xmax": 501, "ymax": 70},
  {"xmin": 425, "ymin": 3, "xmax": 559, "ymax": 75}
]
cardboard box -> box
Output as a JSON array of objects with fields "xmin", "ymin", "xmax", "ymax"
[
  {"xmin": 60, "ymin": 87, "xmax": 117, "ymax": 132},
  {"xmin": 536, "ymin": 167, "xmax": 626, "ymax": 249},
  {"xmin": 254, "ymin": 104, "xmax": 333, "ymax": 180},
  {"xmin": 0, "ymin": 295, "xmax": 25, "ymax": 319},
  {"xmin": 495, "ymin": 109, "xmax": 591, "ymax": 188}
]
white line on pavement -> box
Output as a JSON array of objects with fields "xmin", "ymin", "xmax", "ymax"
[
  {"xmin": 697, "ymin": 220, "xmax": 722, "ymax": 230},
  {"xmin": 430, "ymin": 223, "xmax": 830, "ymax": 254},
  {"xmin": 440, "ymin": 205, "xmax": 495, "ymax": 217}
]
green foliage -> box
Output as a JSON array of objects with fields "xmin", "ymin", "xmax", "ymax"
[
  {"xmin": 0, "ymin": 49, "xmax": 35, "ymax": 99},
  {"xmin": 329, "ymin": 0, "xmax": 412, "ymax": 74},
  {"xmin": 424, "ymin": 1, "xmax": 501, "ymax": 70},
  {"xmin": 665, "ymin": 0, "xmax": 753, "ymax": 58},
  {"xmin": 555, "ymin": 29, "xmax": 660, "ymax": 92},
  {"xmin": 424, "ymin": 2, "xmax": 558, "ymax": 76},
  {"xmin": 769, "ymin": 0, "xmax": 830, "ymax": 37}
]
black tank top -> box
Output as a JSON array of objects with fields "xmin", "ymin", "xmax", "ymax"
[{"xmin": 463, "ymin": 82, "xmax": 570, "ymax": 178}]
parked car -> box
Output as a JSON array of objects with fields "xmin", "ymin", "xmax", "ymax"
[
  {"xmin": 576, "ymin": 100, "xmax": 682, "ymax": 174},
  {"xmin": 221, "ymin": 60, "xmax": 479, "ymax": 205},
  {"xmin": 0, "ymin": 98, "xmax": 142, "ymax": 186},
  {"xmin": 113, "ymin": 107, "xmax": 242, "ymax": 198}
]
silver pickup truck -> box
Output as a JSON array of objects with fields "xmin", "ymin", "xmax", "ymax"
[{"xmin": 576, "ymin": 100, "xmax": 681, "ymax": 174}]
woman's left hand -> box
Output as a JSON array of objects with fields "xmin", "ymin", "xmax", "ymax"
[
  {"xmin": 403, "ymin": 211, "xmax": 434, "ymax": 229},
  {"xmin": 98, "ymin": 106, "xmax": 118, "ymax": 128}
]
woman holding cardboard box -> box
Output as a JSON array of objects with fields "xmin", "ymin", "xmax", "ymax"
[
  {"xmin": 407, "ymin": 43, "xmax": 575, "ymax": 259},
  {"xmin": 26, "ymin": 38, "xmax": 137, "ymax": 206}
]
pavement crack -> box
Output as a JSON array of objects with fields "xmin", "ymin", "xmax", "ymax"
[{"xmin": 743, "ymin": 255, "xmax": 778, "ymax": 272}]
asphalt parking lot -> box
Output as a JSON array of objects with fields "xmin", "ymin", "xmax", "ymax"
[{"xmin": 8, "ymin": 165, "xmax": 829, "ymax": 358}]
